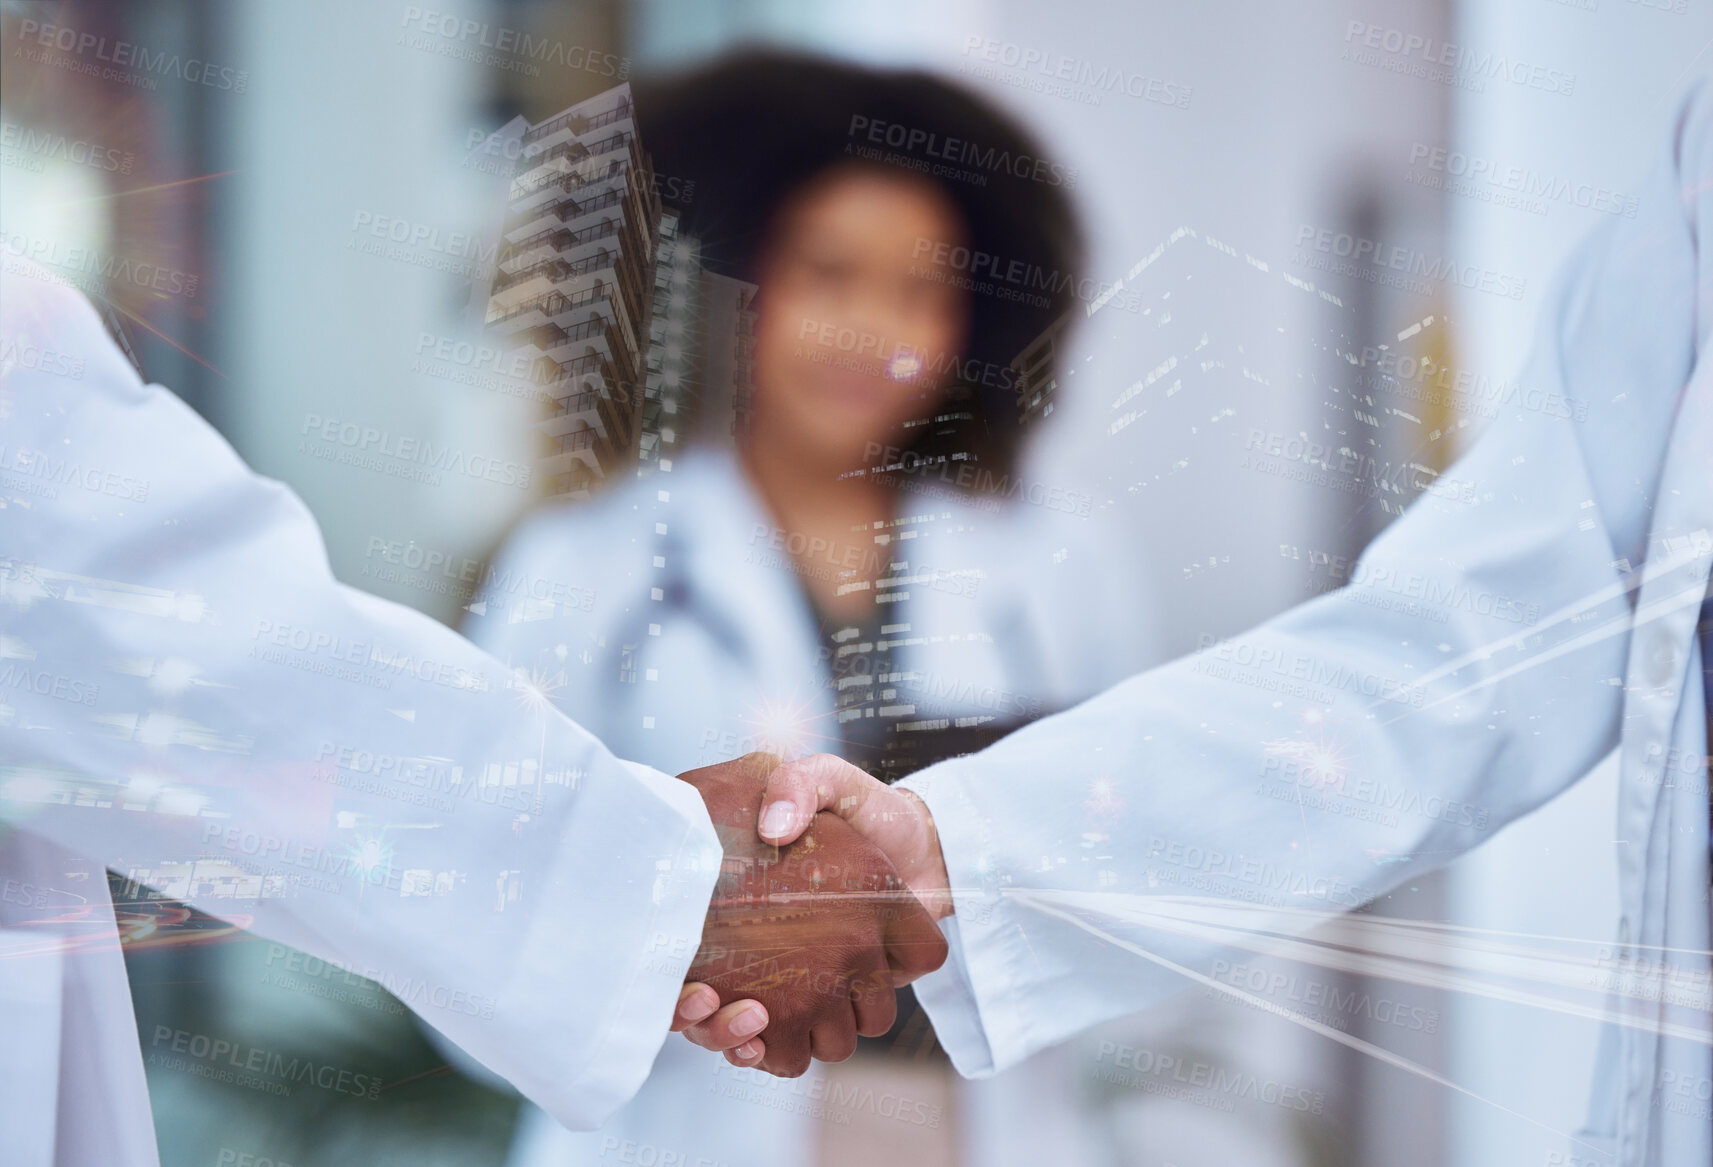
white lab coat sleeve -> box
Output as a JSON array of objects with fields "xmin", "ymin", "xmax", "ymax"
[
  {"xmin": 0, "ymin": 266, "xmax": 722, "ymax": 1131},
  {"xmin": 902, "ymin": 76, "xmax": 1713, "ymax": 1078}
]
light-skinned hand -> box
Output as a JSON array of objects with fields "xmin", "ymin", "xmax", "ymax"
[{"xmin": 754, "ymin": 753, "xmax": 953, "ymax": 926}]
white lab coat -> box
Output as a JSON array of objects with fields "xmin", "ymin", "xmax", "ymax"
[
  {"xmin": 0, "ymin": 265, "xmax": 724, "ymax": 1167},
  {"xmin": 461, "ymin": 446, "xmax": 1158, "ymax": 1165},
  {"xmin": 904, "ymin": 79, "xmax": 1713, "ymax": 1167}
]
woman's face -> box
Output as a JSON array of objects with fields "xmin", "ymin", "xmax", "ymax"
[{"xmin": 750, "ymin": 164, "xmax": 972, "ymax": 469}]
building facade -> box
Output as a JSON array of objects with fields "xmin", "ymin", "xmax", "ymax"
[{"xmin": 484, "ymin": 84, "xmax": 660, "ymax": 498}]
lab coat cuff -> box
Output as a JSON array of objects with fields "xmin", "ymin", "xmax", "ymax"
[{"xmin": 898, "ymin": 762, "xmax": 1019, "ymax": 1078}]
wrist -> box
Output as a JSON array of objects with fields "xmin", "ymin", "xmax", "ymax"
[{"xmin": 895, "ymin": 787, "xmax": 953, "ymax": 921}]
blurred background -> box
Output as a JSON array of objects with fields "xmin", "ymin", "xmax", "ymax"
[{"xmin": 2, "ymin": 0, "xmax": 1706, "ymax": 1164}]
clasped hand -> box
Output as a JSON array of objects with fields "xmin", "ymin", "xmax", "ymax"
[{"xmin": 667, "ymin": 753, "xmax": 951, "ymax": 1077}]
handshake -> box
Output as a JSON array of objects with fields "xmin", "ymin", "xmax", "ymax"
[{"xmin": 664, "ymin": 753, "xmax": 954, "ymax": 1077}]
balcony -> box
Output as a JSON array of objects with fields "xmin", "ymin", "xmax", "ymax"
[
  {"xmin": 491, "ymin": 256, "xmax": 570, "ymax": 297},
  {"xmin": 516, "ymin": 138, "xmax": 589, "ymax": 176},
  {"xmin": 540, "ymin": 426, "xmax": 610, "ymax": 478},
  {"xmin": 561, "ymin": 230, "xmax": 624, "ymax": 274},
  {"xmin": 579, "ymin": 102, "xmax": 633, "ymax": 134},
  {"xmin": 498, "ymin": 220, "xmax": 621, "ymax": 285},
  {"xmin": 564, "ymin": 218, "xmax": 621, "ymax": 250},
  {"xmin": 542, "ymin": 466, "xmax": 600, "ymax": 498},
  {"xmin": 544, "ymin": 388, "xmax": 628, "ymax": 446},
  {"xmin": 504, "ymin": 212, "xmax": 619, "ymax": 264},
  {"xmin": 504, "ymin": 230, "xmax": 625, "ymax": 288},
  {"xmin": 515, "ymin": 131, "xmax": 631, "ymax": 181},
  {"xmin": 562, "ymin": 186, "xmax": 627, "ymax": 224},
  {"xmin": 563, "ymin": 249, "xmax": 616, "ymax": 282},
  {"xmin": 539, "ymin": 316, "xmax": 618, "ymax": 366},
  {"xmin": 486, "ymin": 282, "xmax": 613, "ymax": 330},
  {"xmin": 510, "ymin": 158, "xmax": 625, "ymax": 202},
  {"xmin": 537, "ymin": 351, "xmax": 620, "ymax": 400},
  {"xmin": 487, "ymin": 250, "xmax": 618, "ymax": 315},
  {"xmin": 503, "ymin": 187, "xmax": 626, "ymax": 240},
  {"xmin": 497, "ymin": 237, "xmax": 563, "ymax": 277},
  {"xmin": 510, "ymin": 133, "xmax": 642, "ymax": 201},
  {"xmin": 552, "ymin": 427, "xmax": 601, "ymax": 454},
  {"xmin": 555, "ymin": 316, "xmax": 610, "ymax": 346},
  {"xmin": 521, "ymin": 99, "xmax": 632, "ymax": 147},
  {"xmin": 485, "ymin": 288, "xmax": 559, "ymax": 330},
  {"xmin": 546, "ymin": 389, "xmax": 602, "ymax": 418},
  {"xmin": 485, "ymin": 282, "xmax": 612, "ymax": 329},
  {"xmin": 523, "ymin": 109, "xmax": 587, "ymax": 147}
]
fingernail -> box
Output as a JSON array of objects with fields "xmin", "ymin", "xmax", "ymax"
[
  {"xmin": 732, "ymin": 1006, "xmax": 767, "ymax": 1037},
  {"xmin": 678, "ymin": 986, "xmax": 715, "ymax": 1019},
  {"xmin": 759, "ymin": 801, "xmax": 796, "ymax": 838},
  {"xmin": 735, "ymin": 1041, "xmax": 760, "ymax": 1060}
]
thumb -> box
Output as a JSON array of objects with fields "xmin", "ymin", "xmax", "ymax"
[{"xmin": 756, "ymin": 753, "xmax": 874, "ymax": 844}]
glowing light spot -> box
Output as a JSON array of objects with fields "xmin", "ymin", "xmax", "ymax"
[
  {"xmin": 887, "ymin": 351, "xmax": 923, "ymax": 382},
  {"xmin": 512, "ymin": 667, "xmax": 563, "ymax": 713}
]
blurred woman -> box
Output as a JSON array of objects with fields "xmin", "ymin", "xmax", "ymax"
[{"xmin": 465, "ymin": 51, "xmax": 1155, "ymax": 1167}]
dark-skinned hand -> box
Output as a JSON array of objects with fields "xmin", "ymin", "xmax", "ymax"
[{"xmin": 677, "ymin": 752, "xmax": 949, "ymax": 1077}]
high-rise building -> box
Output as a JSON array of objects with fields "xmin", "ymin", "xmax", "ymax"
[
  {"xmin": 694, "ymin": 270, "xmax": 758, "ymax": 450},
  {"xmin": 483, "ymin": 84, "xmax": 661, "ymax": 499},
  {"xmin": 1011, "ymin": 310, "xmax": 1073, "ymax": 426},
  {"xmin": 633, "ymin": 206, "xmax": 760, "ymax": 476},
  {"xmin": 636, "ymin": 207, "xmax": 695, "ymax": 477}
]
